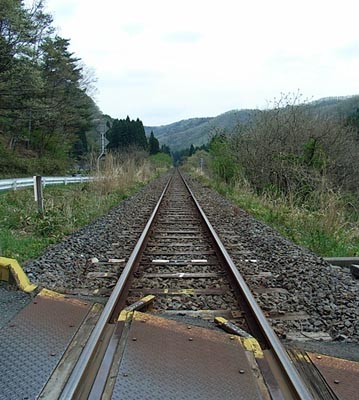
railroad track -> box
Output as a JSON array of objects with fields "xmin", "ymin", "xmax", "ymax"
[{"xmin": 59, "ymin": 169, "xmax": 313, "ymax": 399}]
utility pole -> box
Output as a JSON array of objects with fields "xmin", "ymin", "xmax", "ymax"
[
  {"xmin": 97, "ymin": 128, "xmax": 106, "ymax": 169},
  {"xmin": 93, "ymin": 119, "xmax": 110, "ymax": 171}
]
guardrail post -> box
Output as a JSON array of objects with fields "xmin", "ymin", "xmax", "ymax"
[{"xmin": 33, "ymin": 176, "xmax": 44, "ymax": 214}]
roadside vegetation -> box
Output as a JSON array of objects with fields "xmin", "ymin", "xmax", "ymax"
[
  {"xmin": 0, "ymin": 152, "xmax": 172, "ymax": 263},
  {"xmin": 183, "ymin": 94, "xmax": 359, "ymax": 257}
]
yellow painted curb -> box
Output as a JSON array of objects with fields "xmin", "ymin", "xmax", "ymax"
[
  {"xmin": 118, "ymin": 310, "xmax": 133, "ymax": 322},
  {"xmin": 0, "ymin": 257, "xmax": 37, "ymax": 293},
  {"xmin": 38, "ymin": 288, "xmax": 65, "ymax": 299},
  {"xmin": 241, "ymin": 337, "xmax": 264, "ymax": 359}
]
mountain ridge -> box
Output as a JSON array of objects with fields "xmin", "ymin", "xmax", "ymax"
[
  {"xmin": 144, "ymin": 109, "xmax": 256, "ymax": 150},
  {"xmin": 144, "ymin": 95, "xmax": 359, "ymax": 151}
]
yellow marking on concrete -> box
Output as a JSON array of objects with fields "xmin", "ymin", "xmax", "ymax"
[
  {"xmin": 124, "ymin": 295, "xmax": 156, "ymax": 312},
  {"xmin": 241, "ymin": 337, "xmax": 264, "ymax": 359},
  {"xmin": 92, "ymin": 303, "xmax": 103, "ymax": 313},
  {"xmin": 178, "ymin": 289, "xmax": 194, "ymax": 294},
  {"xmin": 164, "ymin": 288, "xmax": 169, "ymax": 294},
  {"xmin": 141, "ymin": 294, "xmax": 155, "ymax": 303},
  {"xmin": 0, "ymin": 257, "xmax": 37, "ymax": 292},
  {"xmin": 214, "ymin": 316, "xmax": 227, "ymax": 325},
  {"xmin": 290, "ymin": 349, "xmax": 312, "ymax": 363},
  {"xmin": 38, "ymin": 288, "xmax": 65, "ymax": 299},
  {"xmin": 118, "ymin": 310, "xmax": 133, "ymax": 322},
  {"xmin": 119, "ymin": 296, "xmax": 156, "ymax": 321},
  {"xmin": 0, "ymin": 264, "xmax": 10, "ymax": 281}
]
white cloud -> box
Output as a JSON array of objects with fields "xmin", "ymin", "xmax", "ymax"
[{"xmin": 40, "ymin": 0, "xmax": 359, "ymax": 125}]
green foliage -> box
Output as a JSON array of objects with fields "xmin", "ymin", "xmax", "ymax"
[
  {"xmin": 192, "ymin": 175, "xmax": 359, "ymax": 257},
  {"xmin": 181, "ymin": 150, "xmax": 209, "ymax": 175},
  {"xmin": 107, "ymin": 116, "xmax": 148, "ymax": 151},
  {"xmin": 208, "ymin": 134, "xmax": 238, "ymax": 183},
  {"xmin": 0, "ymin": 139, "xmax": 69, "ymax": 177},
  {"xmin": 148, "ymin": 131, "xmax": 160, "ymax": 155},
  {"xmin": 149, "ymin": 152, "xmax": 172, "ymax": 169},
  {"xmin": 160, "ymin": 144, "xmax": 171, "ymax": 155},
  {"xmin": 0, "ymin": 0, "xmax": 96, "ymax": 172},
  {"xmin": 0, "ymin": 182, "xmax": 139, "ymax": 262},
  {"xmin": 184, "ymin": 93, "xmax": 359, "ymax": 257},
  {"xmin": 0, "ymin": 150, "xmax": 173, "ymax": 262},
  {"xmin": 172, "ymin": 143, "xmax": 208, "ymax": 166},
  {"xmin": 345, "ymin": 107, "xmax": 359, "ymax": 140},
  {"xmin": 301, "ymin": 138, "xmax": 327, "ymax": 169}
]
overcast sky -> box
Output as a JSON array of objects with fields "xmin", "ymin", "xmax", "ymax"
[{"xmin": 41, "ymin": 0, "xmax": 359, "ymax": 126}]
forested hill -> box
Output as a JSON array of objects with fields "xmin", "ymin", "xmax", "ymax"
[
  {"xmin": 0, "ymin": 1, "xmax": 101, "ymax": 176},
  {"xmin": 145, "ymin": 96, "xmax": 359, "ymax": 151},
  {"xmin": 145, "ymin": 110, "xmax": 256, "ymax": 150}
]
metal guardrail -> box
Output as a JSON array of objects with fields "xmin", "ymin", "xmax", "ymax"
[{"xmin": 0, "ymin": 176, "xmax": 93, "ymax": 192}]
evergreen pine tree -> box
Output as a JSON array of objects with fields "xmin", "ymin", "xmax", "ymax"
[{"xmin": 149, "ymin": 131, "xmax": 160, "ymax": 154}]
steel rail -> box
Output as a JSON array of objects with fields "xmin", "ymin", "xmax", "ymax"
[
  {"xmin": 178, "ymin": 170, "xmax": 313, "ymax": 400},
  {"xmin": 59, "ymin": 174, "xmax": 173, "ymax": 400}
]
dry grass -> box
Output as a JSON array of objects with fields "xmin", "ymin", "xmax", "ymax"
[{"xmin": 89, "ymin": 152, "xmax": 154, "ymax": 195}]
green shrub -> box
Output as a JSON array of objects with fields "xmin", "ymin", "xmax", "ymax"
[{"xmin": 149, "ymin": 152, "xmax": 172, "ymax": 169}]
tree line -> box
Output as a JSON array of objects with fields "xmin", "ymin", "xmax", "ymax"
[
  {"xmin": 106, "ymin": 116, "xmax": 170, "ymax": 156},
  {"xmin": 0, "ymin": 0, "xmax": 96, "ymax": 173},
  {"xmin": 172, "ymin": 143, "xmax": 208, "ymax": 166}
]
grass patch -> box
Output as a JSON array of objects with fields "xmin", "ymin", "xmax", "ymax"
[
  {"xmin": 0, "ymin": 183, "xmax": 135, "ymax": 262},
  {"xmin": 0, "ymin": 154, "xmax": 170, "ymax": 263},
  {"xmin": 194, "ymin": 174, "xmax": 359, "ymax": 257},
  {"xmin": 149, "ymin": 153, "xmax": 173, "ymax": 171}
]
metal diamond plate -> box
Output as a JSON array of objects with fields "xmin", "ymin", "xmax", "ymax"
[
  {"xmin": 308, "ymin": 352, "xmax": 359, "ymax": 400},
  {"xmin": 112, "ymin": 312, "xmax": 261, "ymax": 400},
  {"xmin": 0, "ymin": 282, "xmax": 31, "ymax": 329},
  {"xmin": 0, "ymin": 290, "xmax": 91, "ymax": 400}
]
